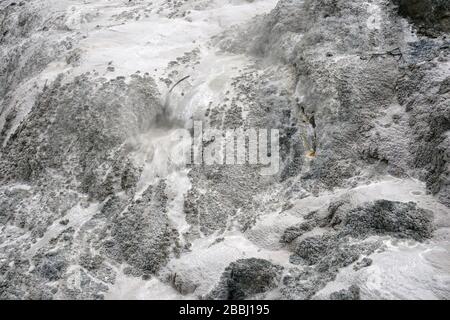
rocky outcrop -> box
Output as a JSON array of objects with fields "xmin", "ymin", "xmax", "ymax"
[
  {"xmin": 244, "ymin": 0, "xmax": 450, "ymax": 205},
  {"xmin": 104, "ymin": 181, "xmax": 176, "ymax": 276},
  {"xmin": 281, "ymin": 199, "xmax": 434, "ymax": 299},
  {"xmin": 394, "ymin": 0, "xmax": 450, "ymax": 36},
  {"xmin": 0, "ymin": 74, "xmax": 160, "ymax": 188},
  {"xmin": 207, "ymin": 258, "xmax": 283, "ymax": 300},
  {"xmin": 329, "ymin": 285, "xmax": 361, "ymax": 300},
  {"xmin": 396, "ymin": 42, "xmax": 450, "ymax": 206},
  {"xmin": 0, "ymin": 0, "xmax": 448, "ymax": 300}
]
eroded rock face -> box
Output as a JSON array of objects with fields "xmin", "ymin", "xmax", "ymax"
[
  {"xmin": 280, "ymin": 199, "xmax": 435, "ymax": 299},
  {"xmin": 0, "ymin": 74, "xmax": 161, "ymax": 201},
  {"xmin": 0, "ymin": 1, "xmax": 78, "ymax": 98},
  {"xmin": 246, "ymin": 0, "xmax": 450, "ymax": 205},
  {"xmin": 0, "ymin": 0, "xmax": 448, "ymax": 300},
  {"xmin": 105, "ymin": 181, "xmax": 175, "ymax": 276},
  {"xmin": 394, "ymin": 0, "xmax": 450, "ymax": 36},
  {"xmin": 396, "ymin": 47, "xmax": 450, "ymax": 206}
]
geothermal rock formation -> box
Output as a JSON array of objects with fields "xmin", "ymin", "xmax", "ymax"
[{"xmin": 0, "ymin": 0, "xmax": 449, "ymax": 300}]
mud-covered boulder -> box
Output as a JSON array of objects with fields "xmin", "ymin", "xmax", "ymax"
[
  {"xmin": 283, "ymin": 199, "xmax": 435, "ymax": 299},
  {"xmin": 207, "ymin": 258, "xmax": 283, "ymax": 300},
  {"xmin": 338, "ymin": 200, "xmax": 435, "ymax": 241},
  {"xmin": 283, "ymin": 199, "xmax": 434, "ymax": 245},
  {"xmin": 329, "ymin": 285, "xmax": 361, "ymax": 300},
  {"xmin": 293, "ymin": 234, "xmax": 379, "ymax": 271}
]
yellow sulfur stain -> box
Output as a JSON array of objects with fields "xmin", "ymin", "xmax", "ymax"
[{"xmin": 306, "ymin": 150, "xmax": 316, "ymax": 158}]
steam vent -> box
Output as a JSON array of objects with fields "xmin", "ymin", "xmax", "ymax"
[{"xmin": 0, "ymin": 0, "xmax": 449, "ymax": 301}]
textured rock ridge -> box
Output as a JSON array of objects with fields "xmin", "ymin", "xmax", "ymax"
[{"xmin": 0, "ymin": 0, "xmax": 449, "ymax": 300}]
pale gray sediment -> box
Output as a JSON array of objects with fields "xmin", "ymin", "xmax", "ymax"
[{"xmin": 0, "ymin": 0, "xmax": 449, "ymax": 300}]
